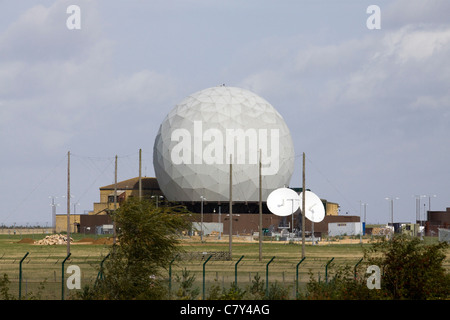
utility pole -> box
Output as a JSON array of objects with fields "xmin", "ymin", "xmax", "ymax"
[
  {"xmin": 139, "ymin": 149, "xmax": 142, "ymax": 199},
  {"xmin": 66, "ymin": 151, "xmax": 71, "ymax": 256},
  {"xmin": 113, "ymin": 155, "xmax": 117, "ymax": 245},
  {"xmin": 301, "ymin": 152, "xmax": 306, "ymax": 259},
  {"xmin": 50, "ymin": 196, "xmax": 57, "ymax": 234},
  {"xmin": 229, "ymin": 155, "xmax": 233, "ymax": 260},
  {"xmin": 200, "ymin": 195, "xmax": 205, "ymax": 242},
  {"xmin": 259, "ymin": 149, "xmax": 262, "ymax": 261}
]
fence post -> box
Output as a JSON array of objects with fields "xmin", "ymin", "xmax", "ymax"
[
  {"xmin": 61, "ymin": 253, "xmax": 71, "ymax": 300},
  {"xmin": 19, "ymin": 252, "xmax": 29, "ymax": 300},
  {"xmin": 235, "ymin": 255, "xmax": 244, "ymax": 285},
  {"xmin": 169, "ymin": 254, "xmax": 178, "ymax": 299},
  {"xmin": 94, "ymin": 253, "xmax": 111, "ymax": 290},
  {"xmin": 296, "ymin": 257, "xmax": 306, "ymax": 298},
  {"xmin": 265, "ymin": 256, "xmax": 275, "ymax": 298},
  {"xmin": 354, "ymin": 258, "xmax": 363, "ymax": 280},
  {"xmin": 325, "ymin": 257, "xmax": 334, "ymax": 284},
  {"xmin": 202, "ymin": 255, "xmax": 212, "ymax": 300}
]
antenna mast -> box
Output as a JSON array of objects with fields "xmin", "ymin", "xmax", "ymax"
[
  {"xmin": 259, "ymin": 149, "xmax": 263, "ymax": 261},
  {"xmin": 302, "ymin": 152, "xmax": 306, "ymax": 259},
  {"xmin": 229, "ymin": 155, "xmax": 233, "ymax": 259},
  {"xmin": 66, "ymin": 151, "xmax": 71, "ymax": 256},
  {"xmin": 139, "ymin": 149, "xmax": 142, "ymax": 199},
  {"xmin": 113, "ymin": 155, "xmax": 117, "ymax": 245}
]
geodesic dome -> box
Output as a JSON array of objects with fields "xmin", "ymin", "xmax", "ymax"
[{"xmin": 153, "ymin": 86, "xmax": 295, "ymax": 202}]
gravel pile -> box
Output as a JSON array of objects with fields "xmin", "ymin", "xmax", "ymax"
[{"xmin": 34, "ymin": 234, "xmax": 73, "ymax": 245}]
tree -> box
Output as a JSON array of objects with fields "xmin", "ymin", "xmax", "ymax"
[
  {"xmin": 364, "ymin": 234, "xmax": 450, "ymax": 299},
  {"xmin": 90, "ymin": 197, "xmax": 190, "ymax": 299},
  {"xmin": 302, "ymin": 235, "xmax": 449, "ymax": 300}
]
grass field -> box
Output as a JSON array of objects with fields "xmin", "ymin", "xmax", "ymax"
[{"xmin": 0, "ymin": 233, "xmax": 448, "ymax": 300}]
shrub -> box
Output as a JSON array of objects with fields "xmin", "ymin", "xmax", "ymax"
[
  {"xmin": 364, "ymin": 234, "xmax": 450, "ymax": 299},
  {"xmin": 81, "ymin": 198, "xmax": 190, "ymax": 300},
  {"xmin": 303, "ymin": 235, "xmax": 449, "ymax": 300}
]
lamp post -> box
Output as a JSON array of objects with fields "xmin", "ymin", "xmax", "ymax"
[
  {"xmin": 49, "ymin": 196, "xmax": 59, "ymax": 234},
  {"xmin": 152, "ymin": 195, "xmax": 164, "ymax": 208},
  {"xmin": 214, "ymin": 206, "xmax": 222, "ymax": 239},
  {"xmin": 414, "ymin": 195, "xmax": 426, "ymax": 224},
  {"xmin": 385, "ymin": 197, "xmax": 399, "ymax": 225},
  {"xmin": 426, "ymin": 194, "xmax": 437, "ymax": 211},
  {"xmin": 362, "ymin": 203, "xmax": 368, "ymax": 224},
  {"xmin": 287, "ymin": 198, "xmax": 299, "ymax": 233},
  {"xmin": 362, "ymin": 203, "xmax": 368, "ymax": 237},
  {"xmin": 73, "ymin": 202, "xmax": 80, "ymax": 214},
  {"xmin": 200, "ymin": 196, "xmax": 206, "ymax": 242}
]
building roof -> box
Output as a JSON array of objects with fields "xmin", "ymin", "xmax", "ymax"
[{"xmin": 100, "ymin": 177, "xmax": 160, "ymax": 190}]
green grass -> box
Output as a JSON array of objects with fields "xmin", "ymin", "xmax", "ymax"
[
  {"xmin": 0, "ymin": 234, "xmax": 448, "ymax": 300},
  {"xmin": 0, "ymin": 233, "xmax": 111, "ymax": 299}
]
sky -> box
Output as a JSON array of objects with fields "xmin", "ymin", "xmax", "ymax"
[{"xmin": 1, "ymin": 0, "xmax": 449, "ymax": 226}]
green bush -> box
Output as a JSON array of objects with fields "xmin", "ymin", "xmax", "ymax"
[
  {"xmin": 302, "ymin": 235, "xmax": 449, "ymax": 300},
  {"xmin": 175, "ymin": 268, "xmax": 200, "ymax": 300},
  {"xmin": 364, "ymin": 234, "xmax": 450, "ymax": 299},
  {"xmin": 301, "ymin": 266, "xmax": 384, "ymax": 300},
  {"xmin": 80, "ymin": 198, "xmax": 190, "ymax": 300}
]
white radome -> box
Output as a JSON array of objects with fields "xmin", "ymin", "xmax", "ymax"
[{"xmin": 153, "ymin": 86, "xmax": 295, "ymax": 202}]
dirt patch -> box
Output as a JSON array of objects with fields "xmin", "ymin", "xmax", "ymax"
[
  {"xmin": 77, "ymin": 238, "xmax": 95, "ymax": 243},
  {"xmin": 92, "ymin": 238, "xmax": 115, "ymax": 245},
  {"xmin": 17, "ymin": 238, "xmax": 35, "ymax": 244}
]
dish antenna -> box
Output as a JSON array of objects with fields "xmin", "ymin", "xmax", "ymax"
[
  {"xmin": 267, "ymin": 187, "xmax": 300, "ymax": 217},
  {"xmin": 299, "ymin": 191, "xmax": 325, "ymax": 223}
]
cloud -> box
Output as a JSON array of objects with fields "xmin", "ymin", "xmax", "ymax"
[
  {"xmin": 229, "ymin": 14, "xmax": 450, "ymax": 219},
  {"xmin": 384, "ymin": 0, "xmax": 450, "ymax": 28},
  {"xmin": 0, "ymin": 1, "xmax": 178, "ymax": 157},
  {"xmin": 2, "ymin": 0, "xmax": 449, "ymax": 225}
]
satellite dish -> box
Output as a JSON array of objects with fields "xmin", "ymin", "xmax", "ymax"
[
  {"xmin": 267, "ymin": 187, "xmax": 300, "ymax": 217},
  {"xmin": 299, "ymin": 191, "xmax": 325, "ymax": 223}
]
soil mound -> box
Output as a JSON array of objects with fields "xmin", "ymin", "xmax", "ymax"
[
  {"xmin": 93, "ymin": 238, "xmax": 114, "ymax": 245},
  {"xmin": 17, "ymin": 238, "xmax": 35, "ymax": 244}
]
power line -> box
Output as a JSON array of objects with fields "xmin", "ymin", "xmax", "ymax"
[
  {"xmin": 303, "ymin": 154, "xmax": 359, "ymax": 214},
  {"xmin": 1, "ymin": 155, "xmax": 66, "ymax": 225}
]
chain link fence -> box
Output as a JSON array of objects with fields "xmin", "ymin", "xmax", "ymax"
[{"xmin": 0, "ymin": 251, "xmax": 373, "ymax": 300}]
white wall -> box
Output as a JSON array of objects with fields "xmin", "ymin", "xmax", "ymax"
[{"xmin": 328, "ymin": 222, "xmax": 362, "ymax": 236}]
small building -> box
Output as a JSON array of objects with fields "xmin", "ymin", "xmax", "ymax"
[
  {"xmin": 328, "ymin": 222, "xmax": 363, "ymax": 237},
  {"xmin": 88, "ymin": 177, "xmax": 163, "ymax": 215},
  {"xmin": 56, "ymin": 177, "xmax": 352, "ymax": 236},
  {"xmin": 393, "ymin": 223, "xmax": 419, "ymax": 237},
  {"xmin": 425, "ymin": 207, "xmax": 450, "ymax": 236},
  {"xmin": 55, "ymin": 177, "xmax": 162, "ymax": 234}
]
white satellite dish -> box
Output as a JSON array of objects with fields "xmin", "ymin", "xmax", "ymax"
[
  {"xmin": 299, "ymin": 191, "xmax": 325, "ymax": 223},
  {"xmin": 267, "ymin": 187, "xmax": 300, "ymax": 217}
]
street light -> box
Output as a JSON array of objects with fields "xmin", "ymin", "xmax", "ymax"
[
  {"xmin": 73, "ymin": 202, "xmax": 80, "ymax": 214},
  {"xmin": 413, "ymin": 195, "xmax": 426, "ymax": 224},
  {"xmin": 214, "ymin": 206, "xmax": 222, "ymax": 239},
  {"xmin": 287, "ymin": 198, "xmax": 300, "ymax": 233},
  {"xmin": 359, "ymin": 201, "xmax": 368, "ymax": 243},
  {"xmin": 362, "ymin": 203, "xmax": 368, "ymax": 224},
  {"xmin": 200, "ymin": 196, "xmax": 206, "ymax": 242},
  {"xmin": 426, "ymin": 194, "xmax": 437, "ymax": 211},
  {"xmin": 385, "ymin": 197, "xmax": 399, "ymax": 225},
  {"xmin": 49, "ymin": 196, "xmax": 59, "ymax": 233},
  {"xmin": 151, "ymin": 195, "xmax": 164, "ymax": 208}
]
